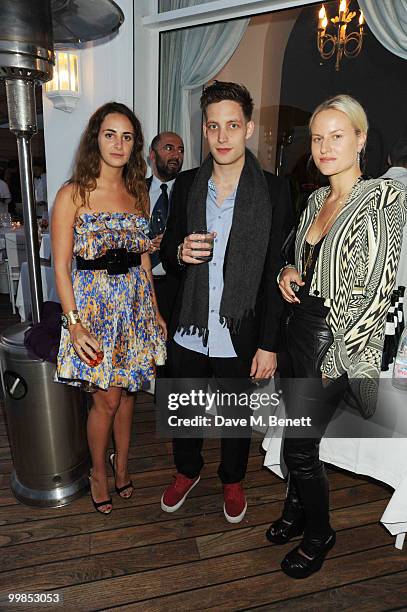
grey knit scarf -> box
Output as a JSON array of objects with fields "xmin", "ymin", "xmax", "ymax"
[{"xmin": 177, "ymin": 148, "xmax": 272, "ymax": 344}]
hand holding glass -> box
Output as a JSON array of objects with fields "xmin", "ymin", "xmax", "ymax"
[
  {"xmin": 82, "ymin": 335, "xmax": 104, "ymax": 367},
  {"xmin": 70, "ymin": 324, "xmax": 103, "ymax": 366},
  {"xmin": 150, "ymin": 211, "xmax": 166, "ymax": 238},
  {"xmin": 190, "ymin": 230, "xmax": 215, "ymax": 262}
]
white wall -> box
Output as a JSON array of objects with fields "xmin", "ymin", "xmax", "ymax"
[
  {"xmin": 134, "ymin": 1, "xmax": 159, "ymax": 158},
  {"xmin": 213, "ymin": 9, "xmax": 300, "ymax": 171},
  {"xmin": 214, "ymin": 15, "xmax": 271, "ymax": 157},
  {"xmin": 258, "ymin": 8, "xmax": 301, "ymax": 171},
  {"xmin": 42, "ymin": 0, "xmax": 302, "ymax": 208},
  {"xmin": 42, "ymin": 0, "xmax": 134, "ymax": 213}
]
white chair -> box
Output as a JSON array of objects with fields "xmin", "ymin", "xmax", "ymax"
[
  {"xmin": 39, "ymin": 233, "xmax": 51, "ymax": 260},
  {"xmin": 5, "ymin": 232, "xmax": 27, "ymax": 314}
]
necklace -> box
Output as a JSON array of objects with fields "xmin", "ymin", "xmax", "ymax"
[
  {"xmin": 302, "ymin": 175, "xmax": 363, "ymax": 279},
  {"xmin": 302, "ymin": 196, "xmax": 344, "ymax": 279}
]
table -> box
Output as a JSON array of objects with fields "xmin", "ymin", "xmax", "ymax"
[
  {"xmin": 0, "ymin": 227, "xmax": 48, "ymax": 263},
  {"xmin": 16, "ymin": 261, "xmax": 59, "ymax": 322},
  {"xmin": 0, "ymin": 228, "xmax": 49, "ymax": 251},
  {"xmin": 0, "ymin": 227, "xmax": 25, "ymax": 258},
  {"xmin": 262, "ymin": 381, "xmax": 407, "ymax": 550}
]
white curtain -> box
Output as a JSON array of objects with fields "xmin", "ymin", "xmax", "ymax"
[
  {"xmin": 358, "ymin": 0, "xmax": 407, "ymax": 59},
  {"xmin": 160, "ymin": 6, "xmax": 249, "ymax": 168}
]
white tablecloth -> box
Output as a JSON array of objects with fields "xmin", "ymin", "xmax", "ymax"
[
  {"xmin": 0, "ymin": 227, "xmax": 24, "ymax": 240},
  {"xmin": 0, "ymin": 228, "xmax": 49, "ymax": 262},
  {"xmin": 39, "ymin": 233, "xmax": 51, "ymax": 259},
  {"xmin": 0, "ymin": 227, "xmax": 25, "ymax": 258},
  {"xmin": 262, "ymin": 382, "xmax": 407, "ymax": 550},
  {"xmin": 16, "ymin": 262, "xmax": 59, "ymax": 322}
]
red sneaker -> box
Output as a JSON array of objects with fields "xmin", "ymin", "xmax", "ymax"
[
  {"xmin": 161, "ymin": 473, "xmax": 200, "ymax": 513},
  {"xmin": 223, "ymin": 482, "xmax": 247, "ymax": 523}
]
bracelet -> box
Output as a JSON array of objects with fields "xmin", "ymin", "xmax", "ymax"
[
  {"xmin": 276, "ymin": 264, "xmax": 297, "ymax": 284},
  {"xmin": 177, "ymin": 243, "xmax": 185, "ymax": 268},
  {"xmin": 61, "ymin": 309, "xmax": 81, "ymax": 329}
]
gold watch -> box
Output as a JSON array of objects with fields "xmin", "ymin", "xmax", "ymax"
[{"xmin": 61, "ymin": 309, "xmax": 81, "ymax": 329}]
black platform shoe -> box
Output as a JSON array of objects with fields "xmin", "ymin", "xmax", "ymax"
[
  {"xmin": 266, "ymin": 515, "xmax": 305, "ymax": 545},
  {"xmin": 281, "ymin": 530, "xmax": 336, "ymax": 579},
  {"xmin": 266, "ymin": 477, "xmax": 305, "ymax": 545}
]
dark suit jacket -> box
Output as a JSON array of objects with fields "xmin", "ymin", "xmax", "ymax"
[
  {"xmin": 147, "ymin": 175, "xmax": 183, "ymax": 323},
  {"xmin": 160, "ymin": 167, "xmax": 293, "ymax": 362}
]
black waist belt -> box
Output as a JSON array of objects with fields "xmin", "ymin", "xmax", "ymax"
[{"xmin": 76, "ymin": 249, "xmax": 141, "ymax": 275}]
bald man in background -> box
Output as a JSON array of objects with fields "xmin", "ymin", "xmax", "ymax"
[{"xmin": 147, "ymin": 131, "xmax": 184, "ymax": 325}]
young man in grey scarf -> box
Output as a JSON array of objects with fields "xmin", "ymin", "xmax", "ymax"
[{"xmin": 159, "ymin": 81, "xmax": 292, "ymax": 523}]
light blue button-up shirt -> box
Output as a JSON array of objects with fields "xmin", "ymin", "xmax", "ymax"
[{"xmin": 174, "ymin": 178, "xmax": 237, "ymax": 357}]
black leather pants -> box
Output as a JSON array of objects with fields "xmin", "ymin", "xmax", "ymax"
[{"xmin": 281, "ymin": 309, "xmax": 347, "ymax": 539}]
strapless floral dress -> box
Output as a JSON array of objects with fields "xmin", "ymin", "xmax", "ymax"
[{"xmin": 56, "ymin": 212, "xmax": 166, "ymax": 391}]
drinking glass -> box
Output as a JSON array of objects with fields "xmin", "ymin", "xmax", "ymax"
[
  {"xmin": 191, "ymin": 230, "xmax": 215, "ymax": 262},
  {"xmin": 82, "ymin": 337, "xmax": 104, "ymax": 367},
  {"xmin": 149, "ymin": 210, "xmax": 166, "ymax": 238},
  {"xmin": 88, "ymin": 349, "xmax": 104, "ymax": 368},
  {"xmin": 0, "ymin": 212, "xmax": 11, "ymax": 227}
]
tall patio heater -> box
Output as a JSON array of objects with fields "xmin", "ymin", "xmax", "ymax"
[{"xmin": 0, "ymin": 0, "xmax": 124, "ymax": 506}]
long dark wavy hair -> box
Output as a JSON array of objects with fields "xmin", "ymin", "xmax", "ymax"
[{"xmin": 70, "ymin": 102, "xmax": 148, "ymax": 217}]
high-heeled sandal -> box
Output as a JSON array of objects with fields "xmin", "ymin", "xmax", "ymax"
[
  {"xmin": 89, "ymin": 472, "xmax": 112, "ymax": 514},
  {"xmin": 281, "ymin": 530, "xmax": 336, "ymax": 579},
  {"xmin": 266, "ymin": 515, "xmax": 305, "ymax": 545},
  {"xmin": 109, "ymin": 452, "xmax": 134, "ymax": 499}
]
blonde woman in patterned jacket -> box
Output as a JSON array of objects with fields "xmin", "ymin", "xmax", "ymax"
[{"xmin": 266, "ymin": 95, "xmax": 406, "ymax": 579}]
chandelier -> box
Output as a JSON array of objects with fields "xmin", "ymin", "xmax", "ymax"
[{"xmin": 317, "ymin": 1, "xmax": 364, "ymax": 71}]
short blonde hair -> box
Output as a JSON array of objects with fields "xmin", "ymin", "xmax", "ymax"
[{"xmin": 309, "ymin": 94, "xmax": 368, "ymax": 135}]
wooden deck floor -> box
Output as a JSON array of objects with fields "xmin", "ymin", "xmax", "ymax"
[{"xmin": 0, "ymin": 296, "xmax": 406, "ymax": 611}]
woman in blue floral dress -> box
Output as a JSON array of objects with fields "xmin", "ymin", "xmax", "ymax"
[{"xmin": 52, "ymin": 102, "xmax": 166, "ymax": 514}]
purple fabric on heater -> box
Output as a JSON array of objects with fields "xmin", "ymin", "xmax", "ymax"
[{"xmin": 24, "ymin": 301, "xmax": 62, "ymax": 363}]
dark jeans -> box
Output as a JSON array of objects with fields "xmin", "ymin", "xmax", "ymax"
[
  {"xmin": 281, "ymin": 309, "xmax": 347, "ymax": 539},
  {"xmin": 168, "ymin": 340, "xmax": 252, "ymax": 484}
]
